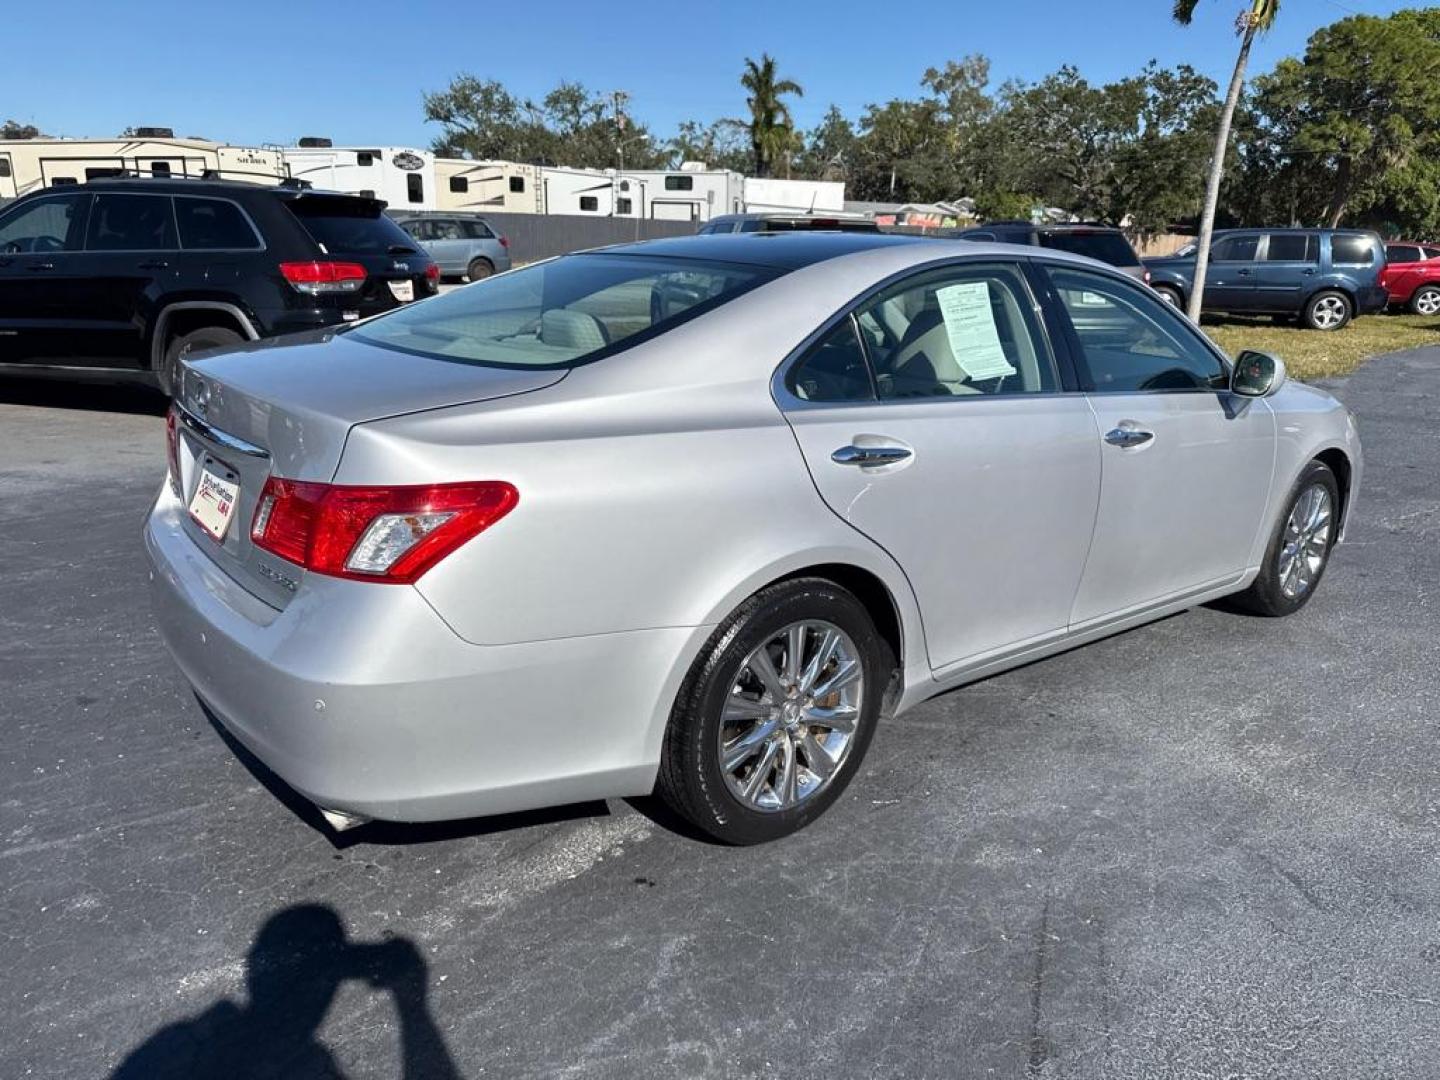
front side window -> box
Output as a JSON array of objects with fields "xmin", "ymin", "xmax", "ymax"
[
  {"xmin": 350, "ymin": 253, "xmax": 776, "ymax": 369},
  {"xmin": 175, "ymin": 197, "xmax": 260, "ymax": 250},
  {"xmin": 1331, "ymin": 234, "xmax": 1375, "ymax": 265},
  {"xmin": 0, "ymin": 193, "xmax": 89, "ymax": 252},
  {"xmin": 86, "ymin": 194, "xmax": 177, "ymax": 251},
  {"xmin": 852, "ymin": 263, "xmax": 1058, "ymax": 399},
  {"xmin": 788, "ymin": 317, "xmax": 874, "ymax": 402},
  {"xmin": 449, "ymin": 176, "xmax": 468, "ymax": 193},
  {"xmin": 1212, "ymin": 234, "xmax": 1259, "ymax": 262},
  {"xmin": 1265, "ymin": 234, "xmax": 1317, "ymax": 262},
  {"xmin": 665, "ymin": 175, "xmax": 694, "ymax": 191},
  {"xmin": 1047, "ymin": 266, "xmax": 1227, "ymax": 392},
  {"xmin": 1386, "ymin": 245, "xmax": 1423, "ymax": 264}
]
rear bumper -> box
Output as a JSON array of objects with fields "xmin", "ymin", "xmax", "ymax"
[
  {"xmin": 144, "ymin": 485, "xmax": 686, "ymax": 823},
  {"xmin": 1356, "ymin": 285, "xmax": 1390, "ymax": 315}
]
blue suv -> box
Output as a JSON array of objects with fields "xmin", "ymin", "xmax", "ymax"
[{"xmin": 1145, "ymin": 229, "xmax": 1388, "ymax": 331}]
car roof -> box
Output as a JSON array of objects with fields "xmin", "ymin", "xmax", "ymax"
[
  {"xmin": 595, "ymin": 231, "xmax": 931, "ymax": 270},
  {"xmin": 68, "ymin": 178, "xmax": 380, "ymax": 206}
]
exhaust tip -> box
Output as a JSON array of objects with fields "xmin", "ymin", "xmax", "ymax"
[{"xmin": 318, "ymin": 806, "xmax": 370, "ymax": 833}]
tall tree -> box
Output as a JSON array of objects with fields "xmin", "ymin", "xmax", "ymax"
[
  {"xmin": 0, "ymin": 120, "xmax": 41, "ymax": 140},
  {"xmin": 740, "ymin": 54, "xmax": 804, "ymax": 177},
  {"xmin": 1173, "ymin": 0, "xmax": 1280, "ymax": 321}
]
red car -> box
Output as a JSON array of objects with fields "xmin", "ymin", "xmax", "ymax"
[{"xmin": 1382, "ymin": 242, "xmax": 1440, "ymax": 315}]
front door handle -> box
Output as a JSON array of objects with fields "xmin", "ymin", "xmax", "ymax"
[
  {"xmin": 1237, "ymin": 268, "xmax": 1251, "ymax": 276},
  {"xmin": 138, "ymin": 260, "xmax": 169, "ymax": 270},
  {"xmin": 25, "ymin": 262, "xmax": 54, "ymax": 271},
  {"xmin": 832, "ymin": 444, "xmax": 912, "ymax": 466},
  {"xmin": 1104, "ymin": 426, "xmax": 1155, "ymax": 448}
]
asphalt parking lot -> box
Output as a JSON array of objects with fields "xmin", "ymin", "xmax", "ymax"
[{"xmin": 3, "ymin": 349, "xmax": 1439, "ymax": 1079}]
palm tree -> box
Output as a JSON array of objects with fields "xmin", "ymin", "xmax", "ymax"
[
  {"xmin": 1173, "ymin": 0, "xmax": 1280, "ymax": 321},
  {"xmin": 741, "ymin": 54, "xmax": 803, "ymax": 178}
]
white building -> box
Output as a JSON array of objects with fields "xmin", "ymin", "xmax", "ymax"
[
  {"xmin": 435, "ymin": 159, "xmax": 542, "ymax": 214},
  {"xmin": 0, "ymin": 137, "xmax": 287, "ymax": 199},
  {"xmin": 280, "ymin": 145, "xmax": 437, "ymax": 210},
  {"xmin": 612, "ymin": 165, "xmax": 744, "ymax": 222},
  {"xmin": 743, "ymin": 177, "xmax": 846, "ymax": 214}
]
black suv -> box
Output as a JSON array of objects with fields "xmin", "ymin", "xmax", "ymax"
[
  {"xmin": 954, "ymin": 221, "xmax": 1148, "ymax": 282},
  {"xmin": 0, "ymin": 178, "xmax": 439, "ymax": 394}
]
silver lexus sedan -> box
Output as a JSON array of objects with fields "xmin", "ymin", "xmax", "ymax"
[{"xmin": 147, "ymin": 233, "xmax": 1362, "ymax": 844}]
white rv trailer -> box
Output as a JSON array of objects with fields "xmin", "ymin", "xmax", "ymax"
[
  {"xmin": 539, "ymin": 166, "xmax": 616, "ymax": 216},
  {"xmin": 434, "ymin": 159, "xmax": 543, "ymax": 213},
  {"xmin": 279, "ymin": 146, "xmax": 437, "ymax": 210},
  {"xmin": 612, "ymin": 164, "xmax": 743, "ymax": 222},
  {"xmin": 0, "ymin": 137, "xmax": 287, "ymax": 199},
  {"xmin": 743, "ymin": 177, "xmax": 846, "ymax": 214}
]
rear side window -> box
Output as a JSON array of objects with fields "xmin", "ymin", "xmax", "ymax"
[
  {"xmin": 175, "ymin": 197, "xmax": 260, "ymax": 250},
  {"xmin": 350, "ymin": 253, "xmax": 776, "ymax": 369},
  {"xmin": 1331, "ymin": 234, "xmax": 1375, "ymax": 265},
  {"xmin": 1265, "ymin": 234, "xmax": 1317, "ymax": 262},
  {"xmin": 1387, "ymin": 245, "xmax": 1423, "ymax": 264},
  {"xmin": 1039, "ymin": 231, "xmax": 1139, "ymax": 267},
  {"xmin": 463, "ymin": 220, "xmax": 493, "ymax": 239},
  {"xmin": 0, "ymin": 193, "xmax": 89, "ymax": 252},
  {"xmin": 285, "ymin": 196, "xmax": 419, "ymax": 255},
  {"xmin": 1047, "ymin": 266, "xmax": 1227, "ymax": 392},
  {"xmin": 86, "ymin": 194, "xmax": 177, "ymax": 251},
  {"xmin": 789, "ymin": 317, "xmax": 874, "ymax": 402}
]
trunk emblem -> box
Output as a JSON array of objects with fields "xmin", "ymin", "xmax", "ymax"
[
  {"xmin": 392, "ymin": 261, "xmax": 410, "ymax": 272},
  {"xmin": 189, "ymin": 377, "xmax": 210, "ymax": 416}
]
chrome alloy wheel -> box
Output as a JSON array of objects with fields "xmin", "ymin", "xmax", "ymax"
[
  {"xmin": 1278, "ymin": 484, "xmax": 1333, "ymax": 599},
  {"xmin": 1311, "ymin": 295, "xmax": 1348, "ymax": 329},
  {"xmin": 1416, "ymin": 289, "xmax": 1440, "ymax": 316},
  {"xmin": 718, "ymin": 620, "xmax": 865, "ymax": 813}
]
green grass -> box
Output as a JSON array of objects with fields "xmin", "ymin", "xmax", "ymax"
[{"xmin": 1203, "ymin": 313, "xmax": 1440, "ymax": 381}]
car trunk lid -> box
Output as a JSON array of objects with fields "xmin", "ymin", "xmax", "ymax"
[{"xmin": 172, "ymin": 331, "xmax": 564, "ymax": 609}]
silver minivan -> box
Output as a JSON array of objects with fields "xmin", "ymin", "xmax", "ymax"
[{"xmin": 394, "ymin": 214, "xmax": 512, "ymax": 281}]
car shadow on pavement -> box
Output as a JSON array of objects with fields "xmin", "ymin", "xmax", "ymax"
[
  {"xmin": 202, "ymin": 701, "xmax": 613, "ymax": 848},
  {"xmin": 0, "ymin": 374, "xmax": 167, "ymax": 416},
  {"xmin": 108, "ymin": 903, "xmax": 465, "ymax": 1080}
]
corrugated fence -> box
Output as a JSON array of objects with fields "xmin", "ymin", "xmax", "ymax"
[{"xmin": 399, "ymin": 210, "xmax": 699, "ymax": 265}]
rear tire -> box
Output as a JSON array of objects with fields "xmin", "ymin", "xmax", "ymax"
[
  {"xmin": 1153, "ymin": 284, "xmax": 1183, "ymax": 309},
  {"xmin": 159, "ymin": 326, "xmax": 244, "ymax": 398},
  {"xmin": 466, "ymin": 258, "xmax": 494, "ymax": 282},
  {"xmin": 1229, "ymin": 461, "xmax": 1339, "ymax": 617},
  {"xmin": 656, "ymin": 578, "xmax": 889, "ymax": 844},
  {"xmin": 1409, "ymin": 285, "xmax": 1440, "ymax": 317},
  {"xmin": 1302, "ymin": 290, "xmax": 1352, "ymax": 332}
]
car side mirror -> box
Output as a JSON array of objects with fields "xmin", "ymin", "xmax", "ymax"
[{"xmin": 1231, "ymin": 350, "xmax": 1286, "ymax": 397}]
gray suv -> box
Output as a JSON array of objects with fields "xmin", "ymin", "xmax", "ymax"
[{"xmin": 394, "ymin": 215, "xmax": 512, "ymax": 281}]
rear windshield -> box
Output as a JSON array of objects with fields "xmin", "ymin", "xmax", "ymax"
[
  {"xmin": 349, "ymin": 253, "xmax": 778, "ymax": 368},
  {"xmin": 285, "ymin": 196, "xmax": 419, "ymax": 255},
  {"xmin": 1039, "ymin": 231, "xmax": 1140, "ymax": 267}
]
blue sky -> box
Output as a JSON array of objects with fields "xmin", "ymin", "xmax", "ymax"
[{"xmin": 2, "ymin": 0, "xmax": 1415, "ymax": 149}]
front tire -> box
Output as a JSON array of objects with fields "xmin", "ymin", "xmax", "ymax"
[
  {"xmin": 1410, "ymin": 285, "xmax": 1440, "ymax": 317},
  {"xmin": 1230, "ymin": 461, "xmax": 1339, "ymax": 617},
  {"xmin": 1303, "ymin": 290, "xmax": 1352, "ymax": 332},
  {"xmin": 656, "ymin": 579, "xmax": 889, "ymax": 844},
  {"xmin": 159, "ymin": 326, "xmax": 244, "ymax": 398}
]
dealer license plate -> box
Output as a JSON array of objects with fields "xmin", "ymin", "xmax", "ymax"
[
  {"xmin": 188, "ymin": 465, "xmax": 240, "ymax": 541},
  {"xmin": 388, "ymin": 280, "xmax": 415, "ymax": 302}
]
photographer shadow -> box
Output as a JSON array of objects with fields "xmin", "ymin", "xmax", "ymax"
[{"xmin": 110, "ymin": 904, "xmax": 463, "ymax": 1080}]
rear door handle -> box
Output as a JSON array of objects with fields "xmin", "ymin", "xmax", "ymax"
[
  {"xmin": 832, "ymin": 444, "xmax": 912, "ymax": 466},
  {"xmin": 26, "ymin": 262, "xmax": 54, "ymax": 271},
  {"xmin": 1237, "ymin": 268, "xmax": 1251, "ymax": 276},
  {"xmin": 138, "ymin": 260, "xmax": 169, "ymax": 270},
  {"xmin": 1104, "ymin": 426, "xmax": 1155, "ymax": 448}
]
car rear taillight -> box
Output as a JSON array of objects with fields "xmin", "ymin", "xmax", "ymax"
[
  {"xmin": 279, "ymin": 260, "xmax": 367, "ymax": 294},
  {"xmin": 249, "ymin": 479, "xmax": 518, "ymax": 584},
  {"xmin": 498, "ymin": 235, "xmax": 509, "ymax": 249},
  {"xmin": 424, "ymin": 262, "xmax": 440, "ymax": 292},
  {"xmin": 165, "ymin": 405, "xmax": 181, "ymax": 497},
  {"xmin": 1144, "ymin": 269, "xmax": 1152, "ymax": 284}
]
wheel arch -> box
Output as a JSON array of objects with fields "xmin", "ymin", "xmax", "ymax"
[
  {"xmin": 148, "ymin": 301, "xmax": 260, "ymax": 373},
  {"xmin": 1313, "ymin": 445, "xmax": 1353, "ymax": 530}
]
